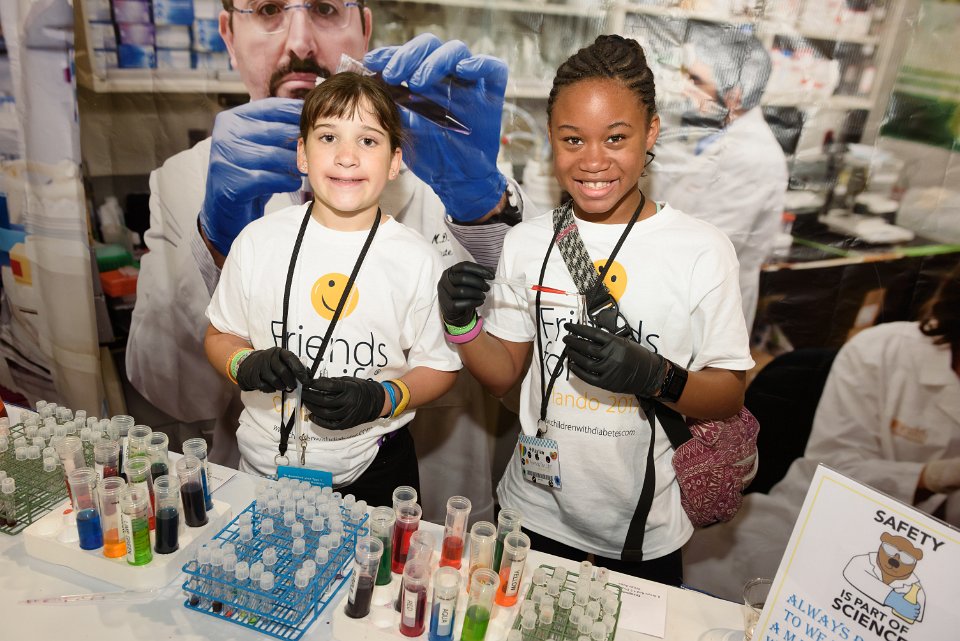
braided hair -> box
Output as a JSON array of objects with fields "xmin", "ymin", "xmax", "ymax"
[{"xmin": 547, "ymin": 35, "xmax": 657, "ymax": 124}]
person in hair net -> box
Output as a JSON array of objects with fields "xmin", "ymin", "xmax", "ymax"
[
  {"xmin": 682, "ymin": 264, "xmax": 960, "ymax": 600},
  {"xmin": 644, "ymin": 22, "xmax": 787, "ymax": 331},
  {"xmin": 126, "ymin": 0, "xmax": 532, "ymax": 522}
]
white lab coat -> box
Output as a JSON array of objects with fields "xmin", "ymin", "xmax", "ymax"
[
  {"xmin": 646, "ymin": 108, "xmax": 788, "ymax": 330},
  {"xmin": 682, "ymin": 321, "xmax": 960, "ymax": 600},
  {"xmin": 127, "ymin": 137, "xmax": 526, "ymax": 523}
]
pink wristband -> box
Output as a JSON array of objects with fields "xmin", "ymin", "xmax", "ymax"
[{"xmin": 444, "ymin": 315, "xmax": 484, "ymax": 344}]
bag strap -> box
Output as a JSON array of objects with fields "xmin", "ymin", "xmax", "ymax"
[
  {"xmin": 655, "ymin": 402, "xmax": 693, "ymax": 450},
  {"xmin": 548, "ymin": 196, "xmax": 657, "ymax": 562}
]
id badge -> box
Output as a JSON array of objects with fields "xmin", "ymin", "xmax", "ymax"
[{"xmin": 518, "ymin": 434, "xmax": 562, "ymax": 490}]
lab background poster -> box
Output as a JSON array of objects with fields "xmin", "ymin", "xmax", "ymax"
[
  {"xmin": 880, "ymin": 0, "xmax": 960, "ymax": 150},
  {"xmin": 756, "ymin": 466, "xmax": 960, "ymax": 641}
]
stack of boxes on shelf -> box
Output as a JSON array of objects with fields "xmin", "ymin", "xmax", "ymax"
[{"xmin": 83, "ymin": 0, "xmax": 229, "ymax": 73}]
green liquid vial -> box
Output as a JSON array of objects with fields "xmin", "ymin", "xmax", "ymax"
[
  {"xmin": 460, "ymin": 604, "xmax": 491, "ymax": 641},
  {"xmin": 376, "ymin": 535, "xmax": 392, "ymax": 586}
]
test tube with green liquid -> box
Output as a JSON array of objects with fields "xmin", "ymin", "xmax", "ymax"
[
  {"xmin": 369, "ymin": 506, "xmax": 396, "ymax": 586},
  {"xmin": 461, "ymin": 568, "xmax": 499, "ymax": 641},
  {"xmin": 120, "ymin": 485, "xmax": 153, "ymax": 566},
  {"xmin": 492, "ymin": 508, "xmax": 521, "ymax": 572}
]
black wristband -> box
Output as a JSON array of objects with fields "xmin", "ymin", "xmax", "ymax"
[{"xmin": 656, "ymin": 360, "xmax": 689, "ymax": 404}]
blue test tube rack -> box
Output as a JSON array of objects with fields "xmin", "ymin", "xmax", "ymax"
[{"xmin": 181, "ymin": 479, "xmax": 368, "ymax": 640}]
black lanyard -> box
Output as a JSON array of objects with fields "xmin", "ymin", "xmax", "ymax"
[
  {"xmin": 276, "ymin": 202, "xmax": 382, "ymax": 463},
  {"xmin": 535, "ymin": 195, "xmax": 646, "ymax": 436}
]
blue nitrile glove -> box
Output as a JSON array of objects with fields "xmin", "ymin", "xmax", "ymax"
[
  {"xmin": 365, "ymin": 34, "xmax": 508, "ymax": 222},
  {"xmin": 884, "ymin": 590, "xmax": 920, "ymax": 621},
  {"xmin": 201, "ymin": 98, "xmax": 304, "ymax": 257}
]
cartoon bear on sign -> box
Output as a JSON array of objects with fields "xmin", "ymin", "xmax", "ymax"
[{"xmin": 843, "ymin": 532, "xmax": 926, "ymax": 623}]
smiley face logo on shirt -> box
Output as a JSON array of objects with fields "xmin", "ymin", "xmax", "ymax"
[
  {"xmin": 311, "ymin": 273, "xmax": 359, "ymax": 320},
  {"xmin": 593, "ymin": 259, "xmax": 627, "ymax": 301}
]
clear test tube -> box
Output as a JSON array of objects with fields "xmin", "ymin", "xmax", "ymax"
[
  {"xmin": 55, "ymin": 436, "xmax": 86, "ymax": 502},
  {"xmin": 124, "ymin": 454, "xmax": 156, "ymax": 529},
  {"xmin": 1, "ymin": 478, "xmax": 15, "ymax": 527},
  {"xmin": 146, "ymin": 432, "xmax": 170, "ymax": 478},
  {"xmin": 398, "ymin": 558, "xmax": 430, "ymax": 637},
  {"xmin": 439, "ymin": 496, "xmax": 471, "ymax": 569},
  {"xmin": 182, "ymin": 437, "xmax": 214, "ymax": 510},
  {"xmin": 120, "ymin": 485, "xmax": 153, "ymax": 566},
  {"xmin": 127, "ymin": 425, "xmax": 152, "ymax": 459},
  {"xmin": 460, "ymin": 567, "xmax": 500, "ymax": 641},
  {"xmin": 176, "ymin": 455, "xmax": 209, "ymax": 527},
  {"xmin": 94, "ymin": 440, "xmax": 121, "ymax": 480},
  {"xmin": 493, "ymin": 507, "xmax": 522, "ymax": 572},
  {"xmin": 109, "ymin": 414, "xmax": 135, "ymax": 438},
  {"xmin": 154, "ymin": 475, "xmax": 180, "ymax": 554},
  {"xmin": 495, "ymin": 531, "xmax": 531, "ymax": 606},
  {"xmin": 392, "ymin": 485, "xmax": 418, "ymax": 511},
  {"xmin": 99, "ymin": 476, "xmax": 127, "ymax": 558},
  {"xmin": 345, "ymin": 536, "xmax": 384, "ymax": 619},
  {"xmin": 369, "ymin": 506, "xmax": 395, "ymax": 586},
  {"xmin": 68, "ymin": 468, "xmax": 104, "ymax": 551},
  {"xmin": 391, "ymin": 502, "xmax": 422, "ymax": 574},
  {"xmin": 468, "ymin": 521, "xmax": 497, "ymax": 584},
  {"xmin": 429, "ymin": 566, "xmax": 461, "ymax": 641}
]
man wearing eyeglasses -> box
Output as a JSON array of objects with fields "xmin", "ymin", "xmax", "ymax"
[
  {"xmin": 127, "ymin": 0, "xmax": 528, "ymax": 522},
  {"xmin": 643, "ymin": 22, "xmax": 787, "ymax": 332}
]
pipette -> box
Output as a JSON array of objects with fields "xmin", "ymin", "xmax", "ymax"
[
  {"xmin": 488, "ymin": 277, "xmax": 578, "ymax": 297},
  {"xmin": 21, "ymin": 588, "xmax": 160, "ymax": 605},
  {"xmin": 329, "ymin": 55, "xmax": 471, "ymax": 135}
]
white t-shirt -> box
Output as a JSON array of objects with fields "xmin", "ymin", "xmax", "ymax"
[
  {"xmin": 487, "ymin": 204, "xmax": 754, "ymax": 559},
  {"xmin": 207, "ymin": 203, "xmax": 461, "ymax": 482}
]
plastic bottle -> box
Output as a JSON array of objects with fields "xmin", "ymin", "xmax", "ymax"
[{"xmin": 98, "ymin": 196, "xmax": 134, "ymax": 254}]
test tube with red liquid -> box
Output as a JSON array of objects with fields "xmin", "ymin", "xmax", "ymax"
[
  {"xmin": 439, "ymin": 496, "xmax": 471, "ymax": 569},
  {"xmin": 398, "ymin": 559, "xmax": 430, "ymax": 637},
  {"xmin": 345, "ymin": 536, "xmax": 384, "ymax": 619},
  {"xmin": 391, "ymin": 502, "xmax": 422, "ymax": 574},
  {"xmin": 94, "ymin": 440, "xmax": 120, "ymax": 481}
]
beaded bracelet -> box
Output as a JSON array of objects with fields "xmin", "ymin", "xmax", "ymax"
[
  {"xmin": 381, "ymin": 380, "xmax": 398, "ymax": 418},
  {"xmin": 388, "ymin": 378, "xmax": 411, "ymax": 418},
  {"xmin": 226, "ymin": 348, "xmax": 254, "ymax": 384},
  {"xmin": 443, "ymin": 314, "xmax": 477, "ymax": 336},
  {"xmin": 444, "ymin": 315, "xmax": 484, "ymax": 344}
]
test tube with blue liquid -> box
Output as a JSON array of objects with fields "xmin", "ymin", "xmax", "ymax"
[
  {"xmin": 176, "ymin": 455, "xmax": 209, "ymax": 527},
  {"xmin": 153, "ymin": 475, "xmax": 180, "ymax": 554},
  {"xmin": 182, "ymin": 438, "xmax": 214, "ymax": 511},
  {"xmin": 68, "ymin": 468, "xmax": 104, "ymax": 551},
  {"xmin": 429, "ymin": 566, "xmax": 461, "ymax": 641}
]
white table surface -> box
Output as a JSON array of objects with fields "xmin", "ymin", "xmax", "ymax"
[{"xmin": 0, "ymin": 406, "xmax": 745, "ymax": 641}]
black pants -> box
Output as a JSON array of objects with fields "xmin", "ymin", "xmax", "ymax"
[
  {"xmin": 337, "ymin": 427, "xmax": 420, "ymax": 508},
  {"xmin": 521, "ymin": 526, "xmax": 684, "ymax": 587}
]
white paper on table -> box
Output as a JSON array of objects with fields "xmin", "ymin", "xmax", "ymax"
[
  {"xmin": 617, "ymin": 579, "xmax": 669, "ymax": 638},
  {"xmin": 207, "ymin": 466, "xmax": 238, "ymax": 493}
]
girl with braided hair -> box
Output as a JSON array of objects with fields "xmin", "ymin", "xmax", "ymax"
[{"xmin": 436, "ymin": 35, "xmax": 752, "ymax": 583}]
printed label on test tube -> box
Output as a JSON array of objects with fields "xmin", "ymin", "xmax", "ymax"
[
  {"xmin": 429, "ymin": 567, "xmax": 460, "ymax": 641},
  {"xmin": 495, "ymin": 531, "xmax": 530, "ymax": 607}
]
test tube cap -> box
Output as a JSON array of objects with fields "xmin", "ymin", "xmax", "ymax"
[
  {"xmin": 222, "ymin": 543, "xmax": 236, "ymax": 556},
  {"xmin": 532, "ymin": 566, "xmax": 548, "ymax": 586},
  {"xmin": 250, "ymin": 561, "xmax": 264, "ymax": 582},
  {"xmin": 261, "ymin": 517, "xmax": 275, "ymax": 535},
  {"xmin": 260, "ymin": 571, "xmax": 275, "ymax": 591},
  {"xmin": 292, "ymin": 538, "xmax": 306, "ymax": 555},
  {"xmin": 284, "ymin": 510, "xmax": 296, "ymax": 526},
  {"xmin": 302, "ymin": 559, "xmax": 317, "ymax": 578},
  {"xmin": 263, "ymin": 547, "xmax": 278, "ymax": 566},
  {"xmin": 315, "ymin": 548, "xmax": 329, "ymax": 564},
  {"xmin": 240, "ymin": 524, "xmax": 254, "ymax": 541},
  {"xmin": 603, "ymin": 593, "xmax": 618, "ymax": 614},
  {"xmin": 311, "ymin": 516, "xmax": 324, "ymax": 532},
  {"xmin": 43, "ymin": 457, "xmax": 57, "ymax": 472},
  {"xmin": 2, "ymin": 478, "xmax": 15, "ymax": 493},
  {"xmin": 223, "ymin": 553, "xmax": 238, "ymax": 573},
  {"xmin": 292, "ymin": 522, "xmax": 305, "ymax": 538},
  {"xmin": 559, "ymin": 591, "xmax": 574, "ymax": 609},
  {"xmin": 541, "ymin": 605, "xmax": 555, "ymax": 625},
  {"xmin": 295, "ymin": 568, "xmax": 309, "ymax": 588},
  {"xmin": 343, "ymin": 493, "xmax": 355, "ymax": 507},
  {"xmin": 198, "ymin": 545, "xmax": 212, "ymax": 564},
  {"xmin": 238, "ymin": 511, "xmax": 253, "ymax": 525},
  {"xmin": 235, "ymin": 561, "xmax": 250, "ymax": 581}
]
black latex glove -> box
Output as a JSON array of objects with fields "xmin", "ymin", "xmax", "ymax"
[
  {"xmin": 302, "ymin": 376, "xmax": 386, "ymax": 430},
  {"xmin": 562, "ymin": 322, "xmax": 668, "ymax": 397},
  {"xmin": 236, "ymin": 347, "xmax": 309, "ymax": 393},
  {"xmin": 438, "ymin": 261, "xmax": 494, "ymax": 327}
]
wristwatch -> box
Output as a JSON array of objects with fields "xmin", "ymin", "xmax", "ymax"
[{"xmin": 656, "ymin": 360, "xmax": 689, "ymax": 404}]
